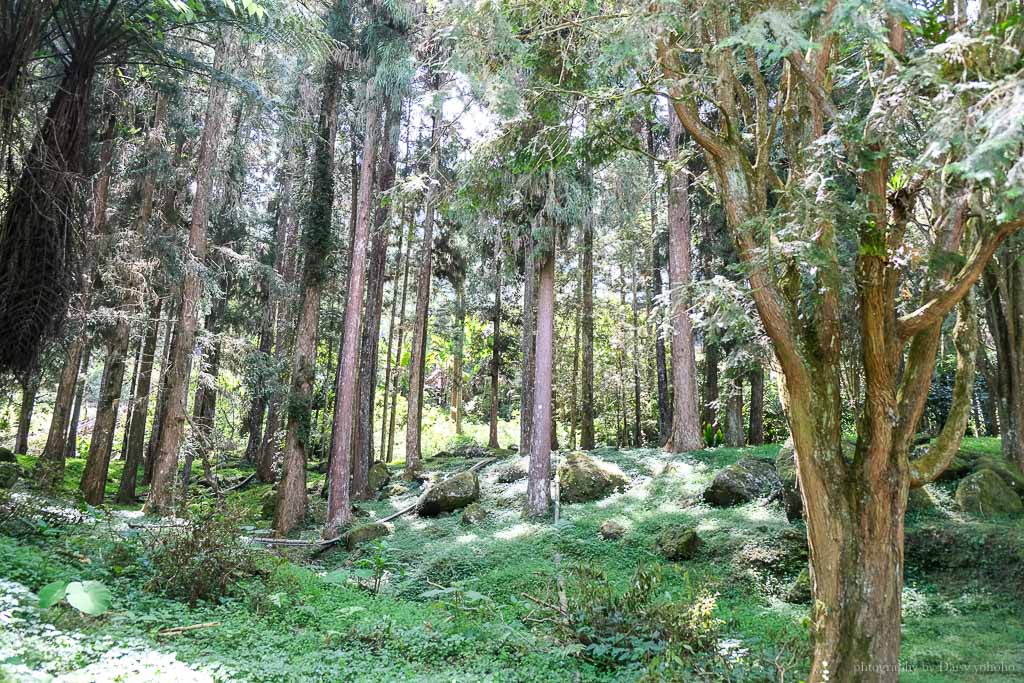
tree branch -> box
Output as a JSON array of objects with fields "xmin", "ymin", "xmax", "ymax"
[{"xmin": 898, "ymin": 217, "xmax": 1024, "ymax": 340}]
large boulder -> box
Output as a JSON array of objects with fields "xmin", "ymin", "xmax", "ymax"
[
  {"xmin": 775, "ymin": 443, "xmax": 802, "ymax": 520},
  {"xmin": 343, "ymin": 522, "xmax": 391, "ymax": 550},
  {"xmin": 367, "ymin": 462, "xmax": 391, "ymax": 493},
  {"xmin": 704, "ymin": 456, "xmax": 781, "ymax": 507},
  {"xmin": 557, "ymin": 452, "xmax": 628, "ymax": 504},
  {"xmin": 0, "ymin": 447, "xmax": 16, "ymax": 463},
  {"xmin": 971, "ymin": 456, "xmax": 1024, "ymax": 495},
  {"xmin": 656, "ymin": 526, "xmax": 702, "ymax": 561},
  {"xmin": 955, "ymin": 469, "xmax": 1023, "ymax": 517},
  {"xmin": 0, "ymin": 462, "xmax": 20, "ymax": 489},
  {"xmin": 417, "ymin": 470, "xmax": 480, "ymax": 517}
]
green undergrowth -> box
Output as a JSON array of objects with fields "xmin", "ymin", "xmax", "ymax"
[{"xmin": 2, "ymin": 442, "xmax": 1023, "ymax": 681}]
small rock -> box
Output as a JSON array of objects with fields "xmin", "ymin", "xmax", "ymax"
[
  {"xmin": 557, "ymin": 452, "xmax": 628, "ymax": 504},
  {"xmin": 383, "ymin": 482, "xmax": 409, "ymax": 498},
  {"xmin": 598, "ymin": 520, "xmax": 625, "ymax": 540},
  {"xmin": 784, "ymin": 567, "xmax": 812, "ymax": 603},
  {"xmin": 775, "ymin": 442, "xmax": 802, "ymax": 520},
  {"xmin": 656, "ymin": 526, "xmax": 702, "ymax": 560},
  {"xmin": 0, "ymin": 447, "xmax": 16, "ymax": 463},
  {"xmin": 956, "ymin": 469, "xmax": 1023, "ymax": 517},
  {"xmin": 343, "ymin": 522, "xmax": 391, "ymax": 550},
  {"xmin": 417, "ymin": 470, "xmax": 480, "ymax": 517},
  {"xmin": 461, "ymin": 502, "xmax": 487, "ymax": 525},
  {"xmin": 260, "ymin": 488, "xmax": 278, "ymax": 519},
  {"xmin": 0, "ymin": 462, "xmax": 20, "ymax": 488},
  {"xmin": 497, "ymin": 462, "xmax": 528, "ymax": 483},
  {"xmin": 704, "ymin": 457, "xmax": 781, "ymax": 507},
  {"xmin": 367, "ymin": 461, "xmax": 391, "ymax": 492}
]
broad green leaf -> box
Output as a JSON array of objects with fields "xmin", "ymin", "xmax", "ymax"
[
  {"xmin": 38, "ymin": 581, "xmax": 67, "ymax": 609},
  {"xmin": 322, "ymin": 570, "xmax": 350, "ymax": 585},
  {"xmin": 64, "ymin": 580, "xmax": 112, "ymax": 616}
]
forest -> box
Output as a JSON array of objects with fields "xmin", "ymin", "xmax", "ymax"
[{"xmin": 1, "ymin": 0, "xmax": 1023, "ymax": 681}]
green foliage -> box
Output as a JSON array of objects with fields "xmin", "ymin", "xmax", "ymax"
[{"xmin": 38, "ymin": 580, "xmax": 112, "ymax": 617}]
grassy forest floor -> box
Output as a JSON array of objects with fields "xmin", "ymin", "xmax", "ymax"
[{"xmin": 1, "ymin": 438, "xmax": 1023, "ymax": 682}]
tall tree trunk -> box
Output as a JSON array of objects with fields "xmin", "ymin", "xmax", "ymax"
[
  {"xmin": 144, "ymin": 302, "xmax": 176, "ymax": 485},
  {"xmin": 525, "ymin": 240, "xmax": 555, "ymax": 517},
  {"xmin": 36, "ymin": 338, "xmax": 85, "ymax": 486},
  {"xmin": 120, "ymin": 336, "xmax": 143, "ymax": 461},
  {"xmin": 324, "ymin": 79, "xmax": 384, "ymax": 535},
  {"xmin": 648, "ymin": 121, "xmax": 671, "ymax": 444},
  {"xmin": 65, "ymin": 343, "xmax": 91, "ymax": 460},
  {"xmin": 580, "ymin": 203, "xmax": 596, "ymax": 450},
  {"xmin": 982, "ymin": 238, "xmax": 1024, "ymax": 470},
  {"xmin": 116, "ymin": 300, "xmax": 160, "ymax": 502},
  {"xmin": 702, "ymin": 341, "xmax": 719, "ymax": 433},
  {"xmin": 568, "ymin": 266, "xmax": 581, "ymax": 450},
  {"xmin": 13, "ymin": 371, "xmax": 38, "ymax": 454},
  {"xmin": 403, "ymin": 88, "xmax": 443, "ymax": 479},
  {"xmin": 450, "ymin": 277, "xmax": 466, "ymax": 435},
  {"xmin": 144, "ymin": 38, "xmax": 231, "ymax": 516},
  {"xmin": 80, "ymin": 322, "xmax": 130, "ymax": 505},
  {"xmin": 665, "ymin": 112, "xmax": 703, "ymax": 452},
  {"xmin": 386, "ymin": 217, "xmax": 413, "ymax": 463},
  {"xmin": 630, "ymin": 251, "xmax": 642, "ymax": 446},
  {"xmin": 381, "ymin": 213, "xmax": 409, "ymax": 458},
  {"xmin": 976, "ymin": 343, "xmax": 1000, "ymax": 436},
  {"xmin": 747, "ymin": 363, "xmax": 765, "ymax": 445},
  {"xmin": 181, "ymin": 291, "xmax": 226, "ymax": 495},
  {"xmin": 520, "ymin": 229, "xmax": 536, "ymax": 454},
  {"xmin": 352, "ymin": 99, "xmax": 401, "ymax": 500},
  {"xmin": 273, "ymin": 38, "xmax": 344, "ymax": 535},
  {"xmin": 489, "ymin": 229, "xmax": 503, "ymax": 449}
]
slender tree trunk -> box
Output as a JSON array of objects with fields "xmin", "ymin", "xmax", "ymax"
[
  {"xmin": 489, "ymin": 229, "xmax": 502, "ymax": 449},
  {"xmin": 450, "ymin": 277, "xmax": 466, "ymax": 435},
  {"xmin": 351, "ymin": 99, "xmax": 401, "ymax": 501},
  {"xmin": 403, "ymin": 88, "xmax": 443, "ymax": 479},
  {"xmin": 630, "ymin": 251, "xmax": 642, "ymax": 446},
  {"xmin": 381, "ymin": 213, "xmax": 408, "ymax": 457},
  {"xmin": 144, "ymin": 305, "xmax": 175, "ymax": 485},
  {"xmin": 747, "ymin": 363, "xmax": 765, "ymax": 445},
  {"xmin": 120, "ymin": 336, "xmax": 143, "ymax": 460},
  {"xmin": 386, "ymin": 216, "xmax": 413, "ymax": 463},
  {"xmin": 13, "ymin": 372, "xmax": 38, "ymax": 454},
  {"xmin": 36, "ymin": 338, "xmax": 85, "ymax": 486},
  {"xmin": 724, "ymin": 375, "xmax": 745, "ymax": 448},
  {"xmin": 526, "ymin": 240, "xmax": 555, "ymax": 517},
  {"xmin": 181, "ymin": 290, "xmax": 227, "ymax": 495},
  {"xmin": 116, "ymin": 300, "xmax": 160, "ymax": 502},
  {"xmin": 568, "ymin": 266, "xmax": 581, "ymax": 450},
  {"xmin": 66, "ymin": 343, "xmax": 91, "ymax": 460},
  {"xmin": 520, "ymin": 229, "xmax": 537, "ymax": 454},
  {"xmin": 648, "ymin": 122, "xmax": 670, "ymax": 444},
  {"xmin": 703, "ymin": 341, "xmax": 719, "ymax": 433},
  {"xmin": 580, "ymin": 204, "xmax": 596, "ymax": 450},
  {"xmin": 324, "ymin": 79, "xmax": 384, "ymax": 535},
  {"xmin": 976, "ymin": 343, "xmax": 1000, "ymax": 436},
  {"xmin": 144, "ymin": 38, "xmax": 231, "ymax": 515},
  {"xmin": 665, "ymin": 113, "xmax": 703, "ymax": 452}
]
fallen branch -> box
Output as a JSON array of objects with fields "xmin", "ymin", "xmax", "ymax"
[
  {"xmin": 158, "ymin": 622, "xmax": 220, "ymax": 636},
  {"xmin": 222, "ymin": 473, "xmax": 255, "ymax": 493},
  {"xmin": 521, "ymin": 592, "xmax": 565, "ymax": 615}
]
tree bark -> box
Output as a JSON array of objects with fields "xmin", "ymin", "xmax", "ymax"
[
  {"xmin": 351, "ymin": 99, "xmax": 401, "ymax": 501},
  {"xmin": 665, "ymin": 111, "xmax": 703, "ymax": 452},
  {"xmin": 647, "ymin": 121, "xmax": 670, "ymax": 445},
  {"xmin": 37, "ymin": 338, "xmax": 85, "ymax": 487},
  {"xmin": 489, "ymin": 229, "xmax": 502, "ymax": 449},
  {"xmin": 13, "ymin": 371, "xmax": 38, "ymax": 454},
  {"xmin": 386, "ymin": 217, "xmax": 413, "ymax": 463},
  {"xmin": 450, "ymin": 277, "xmax": 466, "ymax": 435},
  {"xmin": 568, "ymin": 266, "xmax": 581, "ymax": 450},
  {"xmin": 520, "ymin": 229, "xmax": 537, "ymax": 454},
  {"xmin": 723, "ymin": 375, "xmax": 745, "ymax": 448},
  {"xmin": 64, "ymin": 343, "xmax": 91, "ymax": 460},
  {"xmin": 630, "ymin": 251, "xmax": 643, "ymax": 446},
  {"xmin": 580, "ymin": 198, "xmax": 596, "ymax": 450},
  {"xmin": 525, "ymin": 240, "xmax": 555, "ymax": 517},
  {"xmin": 403, "ymin": 86, "xmax": 443, "ymax": 479},
  {"xmin": 80, "ymin": 321, "xmax": 129, "ymax": 505},
  {"xmin": 144, "ymin": 38, "xmax": 231, "ymax": 516},
  {"xmin": 116, "ymin": 300, "xmax": 160, "ymax": 502},
  {"xmin": 747, "ymin": 363, "xmax": 765, "ymax": 445}
]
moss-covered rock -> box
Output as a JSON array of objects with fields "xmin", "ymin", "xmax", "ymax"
[
  {"xmin": 367, "ymin": 461, "xmax": 390, "ymax": 493},
  {"xmin": 955, "ymin": 469, "xmax": 1023, "ymax": 517},
  {"xmin": 0, "ymin": 446, "xmax": 16, "ymax": 463},
  {"xmin": 704, "ymin": 456, "xmax": 781, "ymax": 507},
  {"xmin": 907, "ymin": 486, "xmax": 937, "ymax": 513},
  {"xmin": 971, "ymin": 456, "xmax": 1024, "ymax": 495},
  {"xmin": 461, "ymin": 502, "xmax": 487, "ymax": 525},
  {"xmin": 0, "ymin": 462, "xmax": 20, "ymax": 488},
  {"xmin": 496, "ymin": 461, "xmax": 528, "ymax": 484},
  {"xmin": 260, "ymin": 488, "xmax": 278, "ymax": 519},
  {"xmin": 557, "ymin": 452, "xmax": 628, "ymax": 504},
  {"xmin": 784, "ymin": 567, "xmax": 812, "ymax": 604},
  {"xmin": 933, "ymin": 448, "xmax": 979, "ymax": 483},
  {"xmin": 417, "ymin": 470, "xmax": 480, "ymax": 517},
  {"xmin": 598, "ymin": 520, "xmax": 625, "ymax": 540},
  {"xmin": 774, "ymin": 442, "xmax": 802, "ymax": 520},
  {"xmin": 655, "ymin": 526, "xmax": 702, "ymax": 561},
  {"xmin": 343, "ymin": 522, "xmax": 391, "ymax": 550}
]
